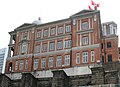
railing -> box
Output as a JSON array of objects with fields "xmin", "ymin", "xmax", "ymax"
[{"xmin": 79, "ymin": 84, "xmax": 120, "ymax": 87}]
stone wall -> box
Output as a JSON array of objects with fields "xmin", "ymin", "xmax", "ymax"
[{"xmin": 0, "ymin": 62, "xmax": 120, "ymax": 87}]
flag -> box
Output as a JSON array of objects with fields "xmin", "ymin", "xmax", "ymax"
[
  {"xmin": 88, "ymin": 5, "xmax": 92, "ymax": 10},
  {"xmin": 91, "ymin": 0, "xmax": 95, "ymax": 5}
]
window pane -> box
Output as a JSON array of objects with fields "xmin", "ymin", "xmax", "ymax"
[
  {"xmin": 76, "ymin": 53, "xmax": 80, "ymax": 64},
  {"xmin": 44, "ymin": 30, "xmax": 48, "ymax": 37},
  {"xmin": 108, "ymin": 55, "xmax": 112, "ymax": 62},
  {"xmin": 42, "ymin": 44, "xmax": 47, "ymax": 51},
  {"xmin": 19, "ymin": 60, "xmax": 24, "ymax": 70},
  {"xmin": 58, "ymin": 27, "xmax": 63, "ymax": 33},
  {"xmin": 83, "ymin": 37, "xmax": 88, "ymax": 45},
  {"xmin": 41, "ymin": 58, "xmax": 46, "ymax": 68},
  {"xmin": 57, "ymin": 41, "xmax": 63, "ymax": 49},
  {"xmin": 34, "ymin": 59, "xmax": 39, "ymax": 70},
  {"xmin": 91, "ymin": 51, "xmax": 95, "ymax": 62},
  {"xmin": 107, "ymin": 42, "xmax": 111, "ymax": 48},
  {"xmin": 56, "ymin": 56, "xmax": 62, "ymax": 67},
  {"xmin": 15, "ymin": 61, "xmax": 18, "ymax": 70},
  {"xmin": 50, "ymin": 28, "xmax": 55, "ymax": 35},
  {"xmin": 50, "ymin": 43, "xmax": 55, "ymax": 50},
  {"xmin": 82, "ymin": 22, "xmax": 88, "ymax": 30},
  {"xmin": 82, "ymin": 52, "xmax": 88, "ymax": 63},
  {"xmin": 64, "ymin": 55, "xmax": 70, "ymax": 66},
  {"xmin": 48, "ymin": 57, "xmax": 54, "ymax": 67},
  {"xmin": 65, "ymin": 25, "xmax": 71, "ymax": 32}
]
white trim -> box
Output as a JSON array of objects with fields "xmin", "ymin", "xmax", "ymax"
[
  {"xmin": 34, "ymin": 49, "xmax": 71, "ymax": 57},
  {"xmin": 72, "ymin": 44, "xmax": 100, "ymax": 51},
  {"xmin": 89, "ymin": 32, "xmax": 91, "ymax": 45},
  {"xmin": 80, "ymin": 34, "xmax": 82, "ymax": 46},
  {"xmin": 89, "ymin": 18, "xmax": 91, "ymax": 29},
  {"xmin": 80, "ymin": 19, "xmax": 81, "ymax": 31}
]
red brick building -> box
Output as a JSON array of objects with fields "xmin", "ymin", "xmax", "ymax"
[{"xmin": 5, "ymin": 10, "xmax": 119, "ymax": 79}]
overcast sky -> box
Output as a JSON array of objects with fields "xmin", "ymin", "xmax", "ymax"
[{"xmin": 0, "ymin": 0, "xmax": 120, "ymax": 49}]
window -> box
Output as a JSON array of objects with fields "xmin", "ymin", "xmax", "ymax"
[
  {"xmin": 43, "ymin": 30, "xmax": 48, "ymax": 37},
  {"xmin": 41, "ymin": 58, "xmax": 46, "ymax": 68},
  {"xmin": 101, "ymin": 56, "xmax": 104, "ymax": 63},
  {"xmin": 82, "ymin": 22, "xmax": 88, "ymax": 30},
  {"xmin": 21, "ymin": 42, "xmax": 28, "ymax": 54},
  {"xmin": 50, "ymin": 28, "xmax": 55, "ymax": 35},
  {"xmin": 56, "ymin": 56, "xmax": 62, "ymax": 67},
  {"xmin": 91, "ymin": 51, "xmax": 95, "ymax": 62},
  {"xmin": 36, "ymin": 31, "xmax": 41, "ymax": 38},
  {"xmin": 106, "ymin": 28, "xmax": 110, "ymax": 35},
  {"xmin": 22, "ymin": 32, "xmax": 28, "ymax": 40},
  {"xmin": 65, "ymin": 25, "xmax": 71, "ymax": 32},
  {"xmin": 101, "ymin": 43, "xmax": 103, "ymax": 49},
  {"xmin": 64, "ymin": 55, "xmax": 70, "ymax": 66},
  {"xmin": 64, "ymin": 40, "xmax": 71, "ymax": 48},
  {"xmin": 48, "ymin": 57, "xmax": 54, "ymax": 67},
  {"xmin": 42, "ymin": 44, "xmax": 47, "ymax": 51},
  {"xmin": 15, "ymin": 61, "xmax": 18, "ymax": 70},
  {"xmin": 83, "ymin": 37, "xmax": 88, "ymax": 45},
  {"xmin": 107, "ymin": 42, "xmax": 111, "ymax": 48},
  {"xmin": 57, "ymin": 41, "xmax": 63, "ymax": 49},
  {"xmin": 108, "ymin": 55, "xmax": 112, "ymax": 62},
  {"xmin": 34, "ymin": 59, "xmax": 39, "ymax": 70},
  {"xmin": 76, "ymin": 53, "xmax": 80, "ymax": 64},
  {"xmin": 82, "ymin": 52, "xmax": 88, "ymax": 63},
  {"xmin": 50, "ymin": 42, "xmax": 55, "ymax": 50},
  {"xmin": 25, "ymin": 60, "xmax": 28, "ymax": 70},
  {"xmin": 35, "ymin": 45, "xmax": 40, "ymax": 53},
  {"xmin": 19, "ymin": 60, "xmax": 24, "ymax": 70},
  {"xmin": 58, "ymin": 27, "xmax": 63, "ymax": 34}
]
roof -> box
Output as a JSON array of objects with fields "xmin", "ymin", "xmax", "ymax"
[
  {"xmin": 71, "ymin": 9, "xmax": 97, "ymax": 17},
  {"xmin": 14, "ymin": 23, "xmax": 35, "ymax": 30},
  {"xmin": 14, "ymin": 9, "xmax": 99, "ymax": 31},
  {"xmin": 102, "ymin": 21, "xmax": 117, "ymax": 26}
]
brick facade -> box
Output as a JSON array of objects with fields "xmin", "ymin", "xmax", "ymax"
[{"xmin": 5, "ymin": 10, "xmax": 119, "ymax": 78}]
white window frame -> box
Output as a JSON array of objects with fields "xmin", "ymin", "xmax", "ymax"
[
  {"xmin": 41, "ymin": 58, "xmax": 46, "ymax": 68},
  {"xmin": 48, "ymin": 57, "xmax": 54, "ymax": 67},
  {"xmin": 34, "ymin": 59, "xmax": 39, "ymax": 70},
  {"xmin": 56, "ymin": 56, "xmax": 62, "ymax": 67},
  {"xmin": 50, "ymin": 28, "xmax": 55, "ymax": 35},
  {"xmin": 64, "ymin": 40, "xmax": 71, "ymax": 48},
  {"xmin": 19, "ymin": 60, "xmax": 24, "ymax": 70},
  {"xmin": 82, "ymin": 22, "xmax": 88, "ymax": 30},
  {"xmin": 83, "ymin": 37, "xmax": 88, "ymax": 45},
  {"xmin": 25, "ymin": 60, "xmax": 28, "ymax": 70},
  {"xmin": 57, "ymin": 41, "xmax": 63, "ymax": 49},
  {"xmin": 65, "ymin": 25, "xmax": 71, "ymax": 32},
  {"xmin": 21, "ymin": 42, "xmax": 28, "ymax": 54},
  {"xmin": 64, "ymin": 55, "xmax": 70, "ymax": 66},
  {"xmin": 15, "ymin": 61, "xmax": 18, "ymax": 70},
  {"xmin": 82, "ymin": 52, "xmax": 88, "ymax": 63},
  {"xmin": 91, "ymin": 51, "xmax": 95, "ymax": 62},
  {"xmin": 35, "ymin": 45, "xmax": 40, "ymax": 53},
  {"xmin": 50, "ymin": 42, "xmax": 55, "ymax": 50},
  {"xmin": 76, "ymin": 53, "xmax": 80, "ymax": 64},
  {"xmin": 43, "ymin": 30, "xmax": 48, "ymax": 37},
  {"xmin": 42, "ymin": 44, "xmax": 47, "ymax": 51},
  {"xmin": 36, "ymin": 31, "xmax": 41, "ymax": 38},
  {"xmin": 58, "ymin": 27, "xmax": 63, "ymax": 34}
]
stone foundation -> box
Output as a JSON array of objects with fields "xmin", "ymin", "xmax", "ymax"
[{"xmin": 0, "ymin": 62, "xmax": 120, "ymax": 87}]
